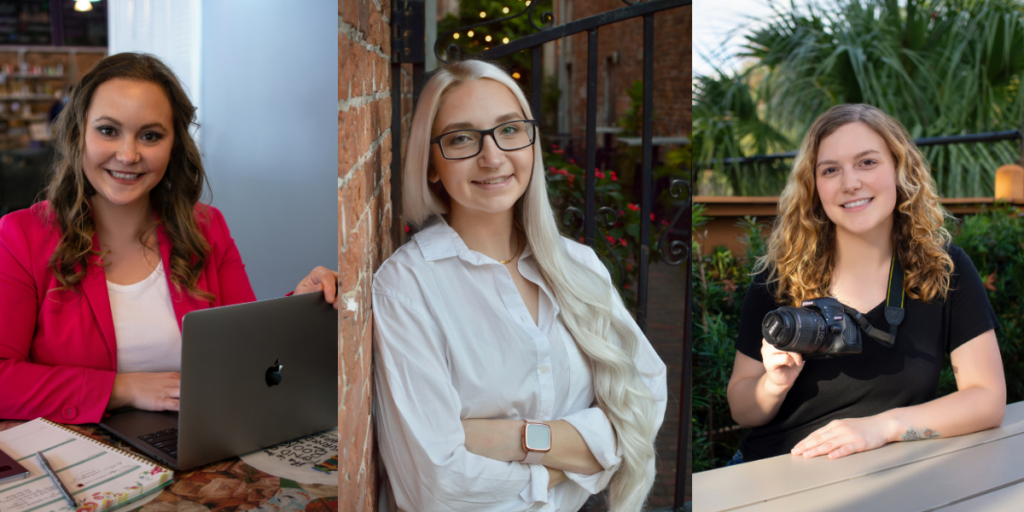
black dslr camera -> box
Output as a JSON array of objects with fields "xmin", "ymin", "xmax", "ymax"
[{"xmin": 761, "ymin": 297, "xmax": 896, "ymax": 358}]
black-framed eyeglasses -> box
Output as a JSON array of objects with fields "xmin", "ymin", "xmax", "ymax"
[{"xmin": 430, "ymin": 119, "xmax": 538, "ymax": 160}]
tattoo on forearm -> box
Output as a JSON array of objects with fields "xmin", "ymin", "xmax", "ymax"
[{"xmin": 902, "ymin": 427, "xmax": 940, "ymax": 441}]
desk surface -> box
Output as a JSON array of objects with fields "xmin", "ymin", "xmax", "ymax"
[
  {"xmin": 0, "ymin": 421, "xmax": 339, "ymax": 512},
  {"xmin": 694, "ymin": 401, "xmax": 1024, "ymax": 512}
]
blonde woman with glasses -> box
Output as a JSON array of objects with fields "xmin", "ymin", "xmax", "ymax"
[{"xmin": 371, "ymin": 60, "xmax": 667, "ymax": 511}]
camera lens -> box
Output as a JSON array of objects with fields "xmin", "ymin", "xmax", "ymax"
[{"xmin": 762, "ymin": 307, "xmax": 826, "ymax": 353}]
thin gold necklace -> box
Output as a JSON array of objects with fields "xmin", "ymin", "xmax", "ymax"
[{"xmin": 498, "ymin": 233, "xmax": 521, "ymax": 264}]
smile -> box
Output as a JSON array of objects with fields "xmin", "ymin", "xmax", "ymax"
[
  {"xmin": 472, "ymin": 175, "xmax": 512, "ymax": 185},
  {"xmin": 107, "ymin": 169, "xmax": 142, "ymax": 181},
  {"xmin": 842, "ymin": 198, "xmax": 872, "ymax": 209}
]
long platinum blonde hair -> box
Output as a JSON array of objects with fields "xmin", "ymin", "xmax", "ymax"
[{"xmin": 404, "ymin": 59, "xmax": 658, "ymax": 511}]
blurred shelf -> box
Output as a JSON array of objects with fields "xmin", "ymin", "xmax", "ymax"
[
  {"xmin": 0, "ymin": 74, "xmax": 66, "ymax": 79},
  {"xmin": 0, "ymin": 115, "xmax": 48, "ymax": 121}
]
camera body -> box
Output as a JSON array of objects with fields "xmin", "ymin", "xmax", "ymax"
[{"xmin": 761, "ymin": 297, "xmax": 862, "ymax": 358}]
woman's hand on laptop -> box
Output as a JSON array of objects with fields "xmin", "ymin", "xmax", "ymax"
[
  {"xmin": 107, "ymin": 372, "xmax": 181, "ymax": 411},
  {"xmin": 294, "ymin": 266, "xmax": 340, "ymax": 309}
]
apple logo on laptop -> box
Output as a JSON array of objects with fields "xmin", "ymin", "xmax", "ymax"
[{"xmin": 265, "ymin": 359, "xmax": 283, "ymax": 387}]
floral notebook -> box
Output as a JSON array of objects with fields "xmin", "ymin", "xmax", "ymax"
[{"xmin": 0, "ymin": 418, "xmax": 173, "ymax": 512}]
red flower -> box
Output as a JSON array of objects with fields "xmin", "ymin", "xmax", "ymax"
[
  {"xmin": 627, "ymin": 203, "xmax": 640, "ymax": 211},
  {"xmin": 610, "ymin": 173, "xmax": 618, "ymax": 181},
  {"xmin": 606, "ymin": 235, "xmax": 615, "ymax": 244},
  {"xmin": 549, "ymin": 166, "xmax": 556, "ymax": 172},
  {"xmin": 595, "ymin": 170, "xmax": 605, "ymax": 179},
  {"xmin": 567, "ymin": 175, "xmax": 575, "ymax": 186},
  {"xmin": 552, "ymin": 149, "xmax": 564, "ymax": 154},
  {"xmin": 619, "ymin": 238, "xmax": 627, "ymax": 247},
  {"xmin": 569, "ymin": 158, "xmax": 576, "ymax": 164},
  {"xmin": 624, "ymin": 284, "xmax": 630, "ymax": 289},
  {"xmin": 404, "ymin": 225, "xmax": 410, "ymax": 233},
  {"xmin": 651, "ymin": 213, "xmax": 656, "ymax": 222},
  {"xmin": 626, "ymin": 264, "xmax": 633, "ymax": 272},
  {"xmin": 618, "ymin": 210, "xmax": 625, "ymax": 217}
]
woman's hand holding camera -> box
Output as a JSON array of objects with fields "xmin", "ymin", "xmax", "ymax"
[
  {"xmin": 108, "ymin": 372, "xmax": 181, "ymax": 411},
  {"xmin": 791, "ymin": 415, "xmax": 900, "ymax": 459},
  {"xmin": 760, "ymin": 338, "xmax": 805, "ymax": 395}
]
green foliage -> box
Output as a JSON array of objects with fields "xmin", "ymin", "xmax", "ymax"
[
  {"xmin": 693, "ymin": 206, "xmax": 1024, "ymax": 470},
  {"xmin": 544, "ymin": 148, "xmax": 670, "ymax": 309},
  {"xmin": 694, "ymin": 0, "xmax": 1024, "ymax": 197},
  {"xmin": 437, "ymin": 0, "xmax": 551, "ymax": 84},
  {"xmin": 949, "ymin": 204, "xmax": 1024, "ymax": 400},
  {"xmin": 691, "ymin": 217, "xmax": 768, "ymax": 469},
  {"xmin": 620, "ymin": 81, "xmax": 649, "ymax": 137}
]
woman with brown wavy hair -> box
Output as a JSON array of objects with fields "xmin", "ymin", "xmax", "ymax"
[
  {"xmin": 0, "ymin": 53, "xmax": 337, "ymax": 424},
  {"xmin": 725, "ymin": 104, "xmax": 1005, "ymax": 463}
]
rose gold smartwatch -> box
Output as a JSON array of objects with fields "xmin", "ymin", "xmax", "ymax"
[{"xmin": 521, "ymin": 420, "xmax": 552, "ymax": 464}]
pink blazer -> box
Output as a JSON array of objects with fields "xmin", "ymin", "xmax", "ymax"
[{"xmin": 0, "ymin": 202, "xmax": 257, "ymax": 424}]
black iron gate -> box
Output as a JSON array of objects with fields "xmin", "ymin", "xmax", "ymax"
[{"xmin": 389, "ymin": 0, "xmax": 692, "ymax": 509}]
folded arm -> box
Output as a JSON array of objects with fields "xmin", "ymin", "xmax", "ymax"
[
  {"xmin": 373, "ymin": 293, "xmax": 552, "ymax": 511},
  {"xmin": 461, "ymin": 418, "xmax": 602, "ymax": 476}
]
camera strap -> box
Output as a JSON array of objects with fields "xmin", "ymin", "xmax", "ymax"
[{"xmin": 885, "ymin": 251, "xmax": 906, "ymax": 341}]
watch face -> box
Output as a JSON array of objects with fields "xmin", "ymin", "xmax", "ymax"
[{"xmin": 525, "ymin": 424, "xmax": 551, "ymax": 451}]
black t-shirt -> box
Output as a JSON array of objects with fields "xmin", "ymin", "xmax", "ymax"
[{"xmin": 735, "ymin": 244, "xmax": 1000, "ymax": 462}]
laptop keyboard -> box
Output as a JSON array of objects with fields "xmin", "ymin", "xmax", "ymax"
[{"xmin": 138, "ymin": 428, "xmax": 178, "ymax": 458}]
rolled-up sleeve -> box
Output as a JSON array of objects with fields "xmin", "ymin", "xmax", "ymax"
[{"xmin": 372, "ymin": 291, "xmax": 547, "ymax": 511}]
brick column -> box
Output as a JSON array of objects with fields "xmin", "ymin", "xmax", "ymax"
[{"xmin": 338, "ymin": 1, "xmax": 393, "ymax": 510}]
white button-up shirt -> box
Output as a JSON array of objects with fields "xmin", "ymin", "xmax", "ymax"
[{"xmin": 372, "ymin": 220, "xmax": 668, "ymax": 512}]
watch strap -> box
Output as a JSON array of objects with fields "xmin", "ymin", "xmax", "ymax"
[{"xmin": 523, "ymin": 449, "xmax": 545, "ymax": 464}]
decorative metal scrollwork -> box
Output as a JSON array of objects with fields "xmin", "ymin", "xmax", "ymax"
[
  {"xmin": 659, "ymin": 178, "xmax": 690, "ymax": 266},
  {"xmin": 594, "ymin": 207, "xmax": 627, "ymax": 287},
  {"xmin": 562, "ymin": 207, "xmax": 585, "ymax": 239},
  {"xmin": 434, "ymin": 0, "xmax": 555, "ymax": 64}
]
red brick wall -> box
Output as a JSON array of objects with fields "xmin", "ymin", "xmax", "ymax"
[
  {"xmin": 338, "ymin": 1, "xmax": 394, "ymax": 510},
  {"xmin": 565, "ymin": 1, "xmax": 691, "ymax": 138}
]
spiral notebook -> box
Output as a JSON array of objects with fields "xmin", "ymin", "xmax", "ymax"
[{"xmin": 0, "ymin": 418, "xmax": 174, "ymax": 512}]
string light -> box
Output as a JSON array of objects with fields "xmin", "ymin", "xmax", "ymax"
[
  {"xmin": 525, "ymin": 0, "xmax": 531, "ymax": 5},
  {"xmin": 468, "ymin": 30, "xmax": 475, "ymax": 37},
  {"xmin": 479, "ymin": 11, "xmax": 487, "ymax": 18},
  {"xmin": 74, "ymin": 0, "xmax": 92, "ymax": 11},
  {"xmin": 453, "ymin": 33, "xmax": 460, "ymax": 39},
  {"xmin": 512, "ymin": 72, "xmax": 521, "ymax": 79},
  {"xmin": 485, "ymin": 35, "xmax": 492, "ymax": 42},
  {"xmin": 503, "ymin": 7, "xmax": 510, "ymax": 13},
  {"xmin": 503, "ymin": 37, "xmax": 510, "ymax": 44}
]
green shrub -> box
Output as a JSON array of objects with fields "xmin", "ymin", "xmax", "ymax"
[{"xmin": 692, "ymin": 204, "xmax": 1024, "ymax": 470}]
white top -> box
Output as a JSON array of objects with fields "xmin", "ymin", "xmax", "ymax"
[
  {"xmin": 372, "ymin": 219, "xmax": 668, "ymax": 512},
  {"xmin": 107, "ymin": 260, "xmax": 182, "ymax": 374}
]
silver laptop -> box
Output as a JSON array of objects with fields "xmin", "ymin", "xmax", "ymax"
[{"xmin": 99, "ymin": 292, "xmax": 337, "ymax": 470}]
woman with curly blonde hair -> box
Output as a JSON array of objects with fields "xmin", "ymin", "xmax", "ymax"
[{"xmin": 725, "ymin": 103, "xmax": 1004, "ymax": 463}]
